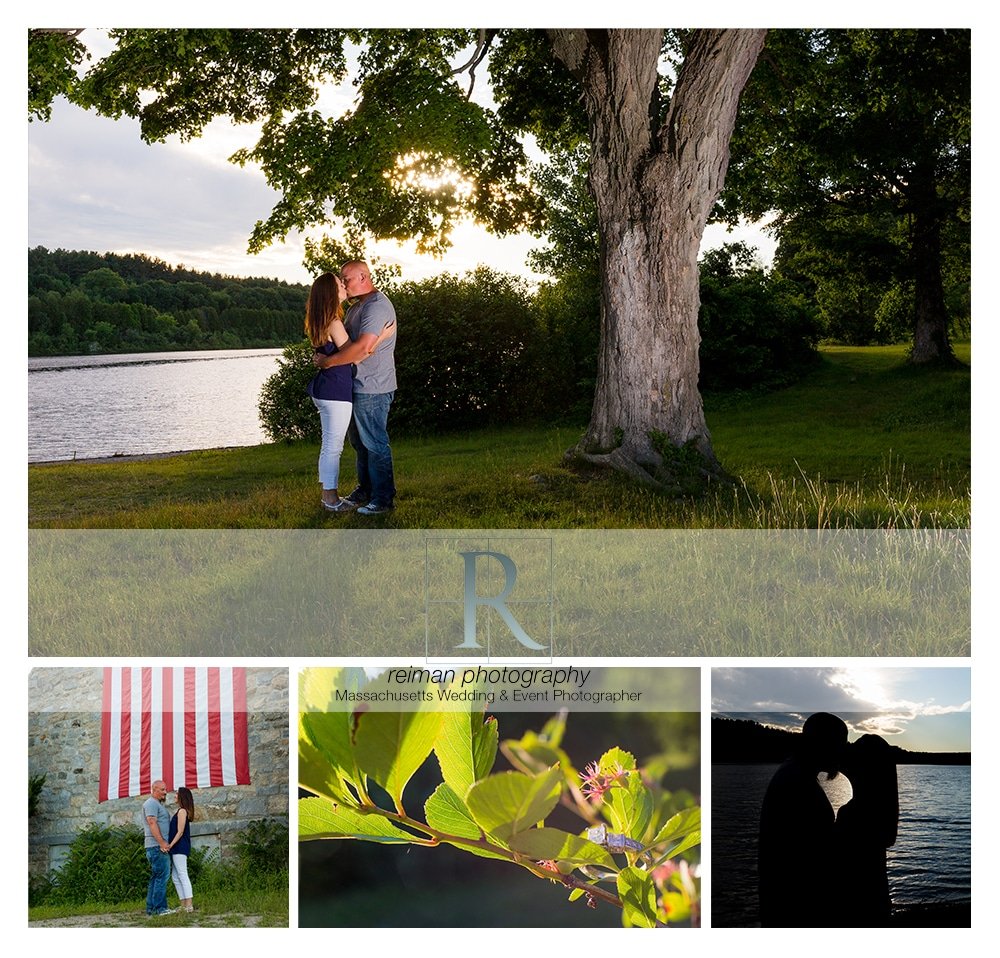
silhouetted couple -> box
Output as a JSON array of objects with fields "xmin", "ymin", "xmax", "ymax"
[{"xmin": 758, "ymin": 712, "xmax": 898, "ymax": 927}]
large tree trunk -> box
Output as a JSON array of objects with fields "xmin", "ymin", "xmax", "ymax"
[
  {"xmin": 909, "ymin": 178, "xmax": 955, "ymax": 364},
  {"xmin": 548, "ymin": 29, "xmax": 766, "ymax": 486}
]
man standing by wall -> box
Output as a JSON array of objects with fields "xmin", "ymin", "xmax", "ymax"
[
  {"xmin": 143, "ymin": 780, "xmax": 173, "ymax": 916},
  {"xmin": 313, "ymin": 260, "xmax": 397, "ymax": 515}
]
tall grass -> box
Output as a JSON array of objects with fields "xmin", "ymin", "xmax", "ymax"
[{"xmin": 29, "ymin": 527, "xmax": 969, "ymax": 657}]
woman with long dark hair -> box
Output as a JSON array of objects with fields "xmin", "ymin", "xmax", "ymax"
[
  {"xmin": 304, "ymin": 272, "xmax": 392, "ymax": 513},
  {"xmin": 305, "ymin": 273, "xmax": 355, "ymax": 512},
  {"xmin": 835, "ymin": 733, "xmax": 899, "ymax": 925},
  {"xmin": 168, "ymin": 786, "xmax": 196, "ymax": 913}
]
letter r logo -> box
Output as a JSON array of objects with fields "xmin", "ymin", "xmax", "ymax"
[
  {"xmin": 456, "ymin": 551, "xmax": 547, "ymax": 650},
  {"xmin": 423, "ymin": 536, "xmax": 553, "ymax": 658}
]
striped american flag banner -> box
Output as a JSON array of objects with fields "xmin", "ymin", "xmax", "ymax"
[{"xmin": 99, "ymin": 666, "xmax": 250, "ymax": 801}]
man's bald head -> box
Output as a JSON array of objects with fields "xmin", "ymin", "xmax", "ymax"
[{"xmin": 340, "ymin": 260, "xmax": 376, "ymax": 297}]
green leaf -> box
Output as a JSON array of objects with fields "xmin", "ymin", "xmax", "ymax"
[
  {"xmin": 299, "ymin": 730, "xmax": 351, "ymax": 803},
  {"xmin": 507, "ymin": 827, "xmax": 617, "ymax": 872},
  {"xmin": 599, "ymin": 746, "xmax": 637, "ymax": 772},
  {"xmin": 649, "ymin": 808, "xmax": 701, "ymax": 866},
  {"xmin": 503, "ymin": 730, "xmax": 574, "ymax": 778},
  {"xmin": 434, "ymin": 710, "xmax": 498, "ymax": 799},
  {"xmin": 466, "ymin": 767, "xmax": 562, "ymax": 842},
  {"xmin": 617, "ymin": 865, "xmax": 658, "ymax": 928},
  {"xmin": 651, "ymin": 807, "xmax": 701, "ymax": 846},
  {"xmin": 301, "ymin": 710, "xmax": 356, "ymax": 782},
  {"xmin": 424, "ymin": 783, "xmax": 510, "ymax": 862},
  {"xmin": 424, "ymin": 782, "xmax": 482, "ymax": 839},
  {"xmin": 300, "ymin": 666, "xmax": 365, "ymax": 711},
  {"xmin": 537, "ymin": 712, "xmax": 567, "ymax": 749},
  {"xmin": 299, "ymin": 798, "xmax": 416, "ymax": 843},
  {"xmin": 657, "ymin": 831, "xmax": 701, "ymax": 863},
  {"xmin": 603, "ymin": 771, "xmax": 654, "ymax": 842},
  {"xmin": 354, "ymin": 708, "xmax": 444, "ymax": 808}
]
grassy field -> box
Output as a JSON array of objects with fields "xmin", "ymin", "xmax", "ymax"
[
  {"xmin": 28, "ymin": 886, "xmax": 288, "ymax": 927},
  {"xmin": 28, "ymin": 345, "xmax": 969, "ymax": 657},
  {"xmin": 29, "ymin": 345, "xmax": 970, "ymax": 529}
]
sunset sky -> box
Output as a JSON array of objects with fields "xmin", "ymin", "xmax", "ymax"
[
  {"xmin": 27, "ymin": 25, "xmax": 776, "ymax": 287},
  {"xmin": 712, "ymin": 667, "xmax": 971, "ymax": 753}
]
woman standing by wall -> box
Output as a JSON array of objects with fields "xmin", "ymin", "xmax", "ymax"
[{"xmin": 168, "ymin": 786, "xmax": 196, "ymax": 913}]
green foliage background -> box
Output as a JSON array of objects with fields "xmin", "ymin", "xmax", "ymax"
[{"xmin": 29, "ymin": 819, "xmax": 288, "ymax": 908}]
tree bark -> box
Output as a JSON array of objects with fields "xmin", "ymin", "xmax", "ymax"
[
  {"xmin": 909, "ymin": 177, "xmax": 955, "ymax": 364},
  {"xmin": 548, "ymin": 29, "xmax": 766, "ymax": 484}
]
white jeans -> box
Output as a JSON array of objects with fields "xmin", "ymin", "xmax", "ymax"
[
  {"xmin": 312, "ymin": 398, "xmax": 353, "ymax": 490},
  {"xmin": 171, "ymin": 853, "xmax": 193, "ymax": 900}
]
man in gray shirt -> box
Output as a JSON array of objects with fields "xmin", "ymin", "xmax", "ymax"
[
  {"xmin": 313, "ymin": 260, "xmax": 397, "ymax": 514},
  {"xmin": 142, "ymin": 779, "xmax": 173, "ymax": 916}
]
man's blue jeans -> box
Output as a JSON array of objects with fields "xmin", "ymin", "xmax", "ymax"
[
  {"xmin": 146, "ymin": 847, "xmax": 170, "ymax": 914},
  {"xmin": 348, "ymin": 390, "xmax": 395, "ymax": 507}
]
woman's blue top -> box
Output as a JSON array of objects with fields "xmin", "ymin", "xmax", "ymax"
[
  {"xmin": 307, "ymin": 341, "xmax": 353, "ymax": 402},
  {"xmin": 169, "ymin": 810, "xmax": 191, "ymax": 856}
]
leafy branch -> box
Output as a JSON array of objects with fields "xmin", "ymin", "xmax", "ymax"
[{"xmin": 299, "ymin": 669, "xmax": 700, "ymax": 927}]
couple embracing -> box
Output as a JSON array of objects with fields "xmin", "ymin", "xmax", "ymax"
[
  {"xmin": 758, "ymin": 712, "xmax": 899, "ymax": 927},
  {"xmin": 305, "ymin": 260, "xmax": 397, "ymax": 516}
]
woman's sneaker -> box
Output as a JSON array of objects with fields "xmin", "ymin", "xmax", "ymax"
[{"xmin": 323, "ymin": 498, "xmax": 357, "ymax": 513}]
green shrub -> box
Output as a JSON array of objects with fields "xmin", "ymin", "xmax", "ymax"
[
  {"xmin": 388, "ymin": 267, "xmax": 545, "ymax": 432},
  {"xmin": 28, "ymin": 871, "xmax": 57, "ymax": 908},
  {"xmin": 531, "ymin": 265, "xmax": 601, "ymax": 423},
  {"xmin": 258, "ymin": 268, "xmax": 552, "ymax": 441},
  {"xmin": 30, "ymin": 820, "xmax": 284, "ymax": 906},
  {"xmin": 233, "ymin": 818, "xmax": 289, "ymax": 875},
  {"xmin": 698, "ymin": 242, "xmax": 822, "ymax": 391},
  {"xmin": 257, "ymin": 254, "xmax": 825, "ymax": 443},
  {"xmin": 258, "ymin": 340, "xmax": 321, "ymax": 443},
  {"xmin": 41, "ymin": 824, "xmax": 150, "ymax": 905}
]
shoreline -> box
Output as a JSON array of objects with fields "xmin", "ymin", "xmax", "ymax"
[
  {"xmin": 28, "ymin": 444, "xmax": 259, "ymax": 467},
  {"xmin": 891, "ymin": 900, "xmax": 971, "ymax": 927}
]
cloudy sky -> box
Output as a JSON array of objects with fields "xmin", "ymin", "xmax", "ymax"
[
  {"xmin": 712, "ymin": 667, "xmax": 971, "ymax": 752},
  {"xmin": 26, "ymin": 26, "xmax": 775, "ymax": 286}
]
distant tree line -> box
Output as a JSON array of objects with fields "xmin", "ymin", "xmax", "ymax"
[
  {"xmin": 28, "ymin": 247, "xmax": 308, "ymax": 355},
  {"xmin": 711, "ymin": 716, "xmax": 970, "ymax": 766}
]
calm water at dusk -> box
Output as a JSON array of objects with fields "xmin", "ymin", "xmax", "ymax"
[{"xmin": 28, "ymin": 349, "xmax": 283, "ymax": 462}]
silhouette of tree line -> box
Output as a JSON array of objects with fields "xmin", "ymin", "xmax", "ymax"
[{"xmin": 712, "ymin": 716, "xmax": 969, "ymax": 766}]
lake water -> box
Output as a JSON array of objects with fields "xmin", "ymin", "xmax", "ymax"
[
  {"xmin": 28, "ymin": 349, "xmax": 284, "ymax": 462},
  {"xmin": 711, "ymin": 762, "xmax": 971, "ymax": 926}
]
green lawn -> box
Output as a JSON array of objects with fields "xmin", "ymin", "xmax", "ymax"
[
  {"xmin": 28, "ymin": 886, "xmax": 288, "ymax": 927},
  {"xmin": 29, "ymin": 345, "xmax": 970, "ymax": 530}
]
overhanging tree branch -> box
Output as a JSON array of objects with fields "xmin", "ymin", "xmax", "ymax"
[{"xmin": 450, "ymin": 28, "xmax": 496, "ymax": 99}]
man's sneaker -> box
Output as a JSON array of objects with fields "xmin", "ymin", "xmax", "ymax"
[
  {"xmin": 343, "ymin": 487, "xmax": 370, "ymax": 506},
  {"xmin": 357, "ymin": 502, "xmax": 394, "ymax": 516},
  {"xmin": 150, "ymin": 908, "xmax": 177, "ymax": 916}
]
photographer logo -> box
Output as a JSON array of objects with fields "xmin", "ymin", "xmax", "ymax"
[{"xmin": 424, "ymin": 537, "xmax": 553, "ymax": 659}]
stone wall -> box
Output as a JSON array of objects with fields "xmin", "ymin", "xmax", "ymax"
[{"xmin": 28, "ymin": 667, "xmax": 288, "ymax": 876}]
